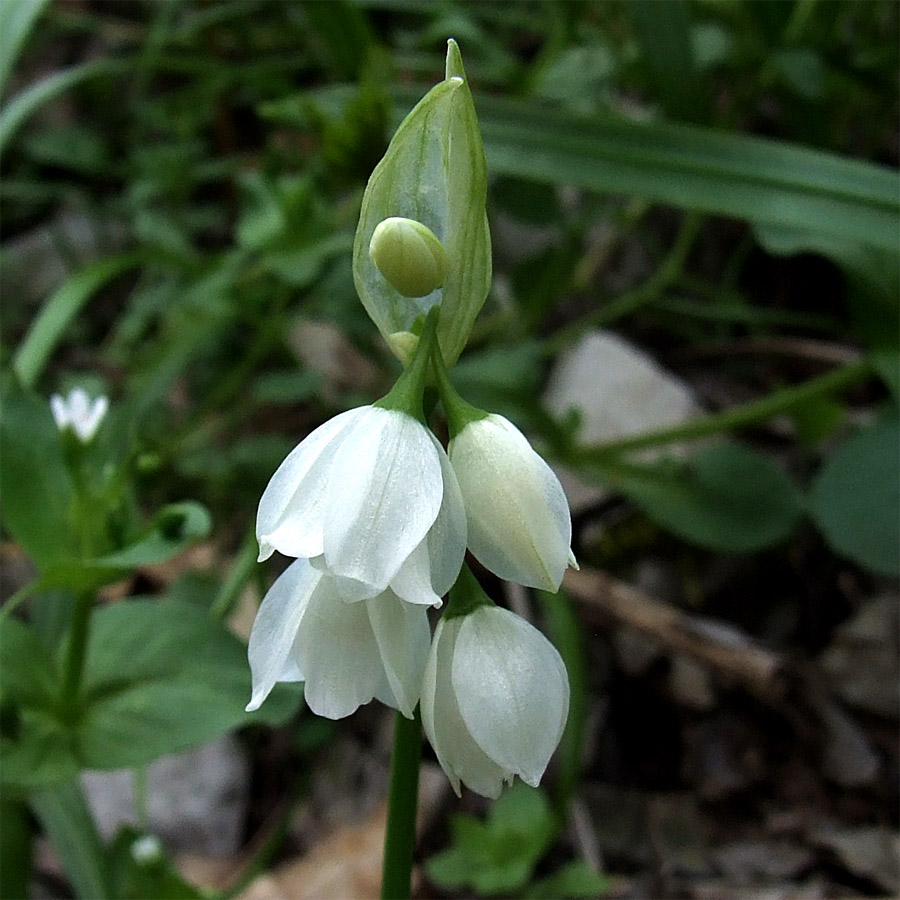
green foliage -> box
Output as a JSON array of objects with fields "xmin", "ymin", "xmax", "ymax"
[
  {"xmin": 0, "ymin": 386, "xmax": 77, "ymax": 569},
  {"xmin": 598, "ymin": 442, "xmax": 806, "ymax": 554},
  {"xmin": 1, "ymin": 601, "xmax": 301, "ymax": 792},
  {"xmin": 426, "ymin": 783, "xmax": 557, "ymax": 896},
  {"xmin": 810, "ymin": 417, "xmax": 900, "ymax": 576}
]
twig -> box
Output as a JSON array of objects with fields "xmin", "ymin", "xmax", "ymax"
[{"xmin": 563, "ymin": 567, "xmax": 788, "ymax": 703}]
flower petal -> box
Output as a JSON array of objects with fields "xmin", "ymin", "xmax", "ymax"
[
  {"xmin": 49, "ymin": 394, "xmax": 69, "ymax": 430},
  {"xmin": 324, "ymin": 408, "xmax": 442, "ymax": 591},
  {"xmin": 426, "ymin": 436, "xmax": 467, "ymax": 597},
  {"xmin": 450, "ymin": 415, "xmax": 571, "ymax": 590},
  {"xmin": 246, "ymin": 559, "xmax": 320, "ymax": 712},
  {"xmin": 256, "ymin": 408, "xmax": 361, "ymax": 561},
  {"xmin": 291, "ymin": 575, "xmax": 383, "ymax": 719},
  {"xmin": 390, "ymin": 540, "xmax": 442, "ymax": 607},
  {"xmin": 452, "ymin": 607, "xmax": 569, "ymax": 787},
  {"xmin": 421, "ymin": 619, "xmax": 510, "ymax": 798},
  {"xmin": 366, "ymin": 590, "xmax": 431, "ymax": 717}
]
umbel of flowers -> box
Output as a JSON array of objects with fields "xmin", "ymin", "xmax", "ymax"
[{"xmin": 246, "ymin": 41, "xmax": 575, "ymax": 798}]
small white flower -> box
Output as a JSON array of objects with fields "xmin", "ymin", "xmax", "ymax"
[
  {"xmin": 49, "ymin": 387, "xmax": 108, "ymax": 443},
  {"xmin": 421, "ymin": 605, "xmax": 569, "ymax": 798},
  {"xmin": 130, "ymin": 835, "xmax": 163, "ymax": 864},
  {"xmin": 449, "ymin": 414, "xmax": 575, "ymax": 591},
  {"xmin": 246, "ymin": 558, "xmax": 431, "ymax": 719},
  {"xmin": 256, "ymin": 405, "xmax": 466, "ymax": 607}
]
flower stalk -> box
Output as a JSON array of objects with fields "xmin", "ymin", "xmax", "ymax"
[{"xmin": 381, "ymin": 707, "xmax": 422, "ymax": 900}]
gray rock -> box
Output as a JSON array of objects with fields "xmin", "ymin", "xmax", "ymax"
[
  {"xmin": 81, "ymin": 735, "xmax": 249, "ymax": 856},
  {"xmin": 543, "ymin": 331, "xmax": 702, "ymax": 512}
]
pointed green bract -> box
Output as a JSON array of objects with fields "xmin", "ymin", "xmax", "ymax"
[{"xmin": 353, "ymin": 39, "xmax": 491, "ymax": 368}]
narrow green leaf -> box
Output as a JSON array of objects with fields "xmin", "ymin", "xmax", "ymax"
[
  {"xmin": 0, "ymin": 59, "xmax": 128, "ymax": 155},
  {"xmin": 0, "ymin": 0, "xmax": 51, "ymax": 98},
  {"xmin": 810, "ymin": 418, "xmax": 900, "ymax": 576},
  {"xmin": 13, "ymin": 252, "xmax": 147, "ymax": 389},
  {"xmin": 30, "ymin": 782, "xmax": 111, "ymax": 900}
]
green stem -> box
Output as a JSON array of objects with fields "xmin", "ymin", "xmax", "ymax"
[
  {"xmin": 60, "ymin": 592, "xmax": 94, "ymax": 721},
  {"xmin": 571, "ymin": 358, "xmax": 872, "ymax": 461},
  {"xmin": 380, "ymin": 708, "xmax": 422, "ymax": 900}
]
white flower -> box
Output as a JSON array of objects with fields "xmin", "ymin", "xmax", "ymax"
[
  {"xmin": 448, "ymin": 414, "xmax": 575, "ymax": 591},
  {"xmin": 246, "ymin": 558, "xmax": 431, "ymax": 719},
  {"xmin": 49, "ymin": 388, "xmax": 108, "ymax": 443},
  {"xmin": 421, "ymin": 605, "xmax": 569, "ymax": 798},
  {"xmin": 256, "ymin": 405, "xmax": 466, "ymax": 607}
]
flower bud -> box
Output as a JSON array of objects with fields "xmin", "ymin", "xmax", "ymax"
[
  {"xmin": 353, "ymin": 39, "xmax": 490, "ymax": 368},
  {"xmin": 369, "ymin": 217, "xmax": 447, "ymax": 298},
  {"xmin": 449, "ymin": 414, "xmax": 575, "ymax": 591},
  {"xmin": 421, "ymin": 604, "xmax": 569, "ymax": 798}
]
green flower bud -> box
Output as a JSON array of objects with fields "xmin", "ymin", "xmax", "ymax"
[
  {"xmin": 353, "ymin": 39, "xmax": 491, "ymax": 368},
  {"xmin": 369, "ymin": 217, "xmax": 447, "ymax": 298}
]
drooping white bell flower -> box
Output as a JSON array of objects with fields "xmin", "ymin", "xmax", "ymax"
[
  {"xmin": 449, "ymin": 413, "xmax": 575, "ymax": 591},
  {"xmin": 421, "ymin": 596, "xmax": 570, "ymax": 799},
  {"xmin": 246, "ymin": 558, "xmax": 431, "ymax": 719},
  {"xmin": 50, "ymin": 387, "xmax": 108, "ymax": 443},
  {"xmin": 256, "ymin": 308, "xmax": 466, "ymax": 607},
  {"xmin": 256, "ymin": 405, "xmax": 466, "ymax": 607}
]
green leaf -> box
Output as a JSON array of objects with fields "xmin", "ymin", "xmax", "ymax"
[
  {"xmin": 76, "ymin": 600, "xmax": 300, "ymax": 769},
  {"xmin": 379, "ymin": 89, "xmax": 899, "ymax": 256},
  {"xmin": 426, "ymin": 783, "xmax": 557, "ymax": 896},
  {"xmin": 13, "ymin": 252, "xmax": 148, "ymax": 389},
  {"xmin": 0, "ymin": 59, "xmax": 128, "ymax": 156},
  {"xmin": 353, "ymin": 40, "xmax": 491, "ymax": 367},
  {"xmin": 0, "ymin": 616, "xmax": 81, "ymax": 793},
  {"xmin": 91, "ymin": 502, "xmax": 212, "ymax": 569},
  {"xmin": 0, "ymin": 0, "xmax": 51, "ymax": 97},
  {"xmin": 0, "ymin": 386, "xmax": 76, "ymax": 569},
  {"xmin": 598, "ymin": 442, "xmax": 804, "ymax": 553},
  {"xmin": 810, "ymin": 418, "xmax": 900, "ymax": 576},
  {"xmin": 526, "ymin": 859, "xmax": 611, "ymax": 899},
  {"xmin": 0, "ymin": 616, "xmax": 59, "ymax": 709},
  {"xmin": 30, "ymin": 782, "xmax": 112, "ymax": 900}
]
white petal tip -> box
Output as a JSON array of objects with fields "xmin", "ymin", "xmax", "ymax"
[
  {"xmin": 567, "ymin": 550, "xmax": 580, "ymax": 571},
  {"xmin": 257, "ymin": 544, "xmax": 273, "ymax": 563},
  {"xmin": 245, "ymin": 699, "xmax": 261, "ymax": 713}
]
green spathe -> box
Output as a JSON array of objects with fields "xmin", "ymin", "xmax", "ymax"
[{"xmin": 353, "ymin": 39, "xmax": 491, "ymax": 369}]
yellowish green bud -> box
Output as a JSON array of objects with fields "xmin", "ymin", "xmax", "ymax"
[{"xmin": 369, "ymin": 217, "xmax": 447, "ymax": 298}]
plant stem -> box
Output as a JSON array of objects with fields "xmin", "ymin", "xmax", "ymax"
[
  {"xmin": 571, "ymin": 358, "xmax": 871, "ymax": 462},
  {"xmin": 60, "ymin": 592, "xmax": 94, "ymax": 721},
  {"xmin": 380, "ymin": 708, "xmax": 422, "ymax": 900}
]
